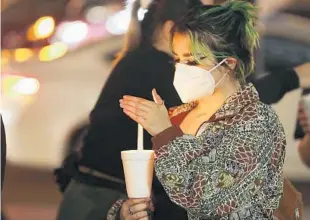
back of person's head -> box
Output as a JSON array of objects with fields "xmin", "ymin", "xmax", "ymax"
[
  {"xmin": 139, "ymin": 0, "xmax": 201, "ymax": 47},
  {"xmin": 116, "ymin": 0, "xmax": 200, "ymax": 63},
  {"xmin": 171, "ymin": 0, "xmax": 259, "ymax": 85}
]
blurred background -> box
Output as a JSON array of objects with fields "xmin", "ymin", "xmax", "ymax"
[{"xmin": 1, "ymin": 0, "xmax": 310, "ymax": 219}]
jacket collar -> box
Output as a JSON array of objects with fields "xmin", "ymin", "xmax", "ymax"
[{"xmin": 170, "ymin": 83, "xmax": 260, "ymax": 122}]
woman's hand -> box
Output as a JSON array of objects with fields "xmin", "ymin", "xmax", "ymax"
[
  {"xmin": 120, "ymin": 89, "xmax": 172, "ymax": 136},
  {"xmin": 120, "ymin": 198, "xmax": 153, "ymax": 220},
  {"xmin": 298, "ymin": 103, "xmax": 310, "ymax": 134}
]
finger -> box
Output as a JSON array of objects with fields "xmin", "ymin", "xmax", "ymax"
[
  {"xmin": 120, "ymin": 99, "xmax": 151, "ymax": 112},
  {"xmin": 148, "ymin": 201, "xmax": 155, "ymax": 211},
  {"xmin": 127, "ymin": 198, "xmax": 149, "ymax": 206},
  {"xmin": 123, "ymin": 96, "xmax": 154, "ymax": 107},
  {"xmin": 130, "ymin": 203, "xmax": 148, "ymax": 214},
  {"xmin": 124, "ymin": 109, "xmax": 146, "ymax": 124},
  {"xmin": 139, "ymin": 216, "xmax": 149, "ymax": 220},
  {"xmin": 132, "ymin": 211, "xmax": 148, "ymax": 220},
  {"xmin": 120, "ymin": 103, "xmax": 148, "ymax": 117},
  {"xmin": 152, "ymin": 89, "xmax": 164, "ymax": 105}
]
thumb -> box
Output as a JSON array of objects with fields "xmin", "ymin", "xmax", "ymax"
[{"xmin": 152, "ymin": 89, "xmax": 164, "ymax": 105}]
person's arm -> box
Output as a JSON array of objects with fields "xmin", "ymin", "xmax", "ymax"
[
  {"xmin": 295, "ymin": 62, "xmax": 310, "ymax": 88},
  {"xmin": 265, "ymin": 13, "xmax": 310, "ymax": 45},
  {"xmin": 298, "ymin": 134, "xmax": 310, "ymax": 167},
  {"xmin": 152, "ymin": 123, "xmax": 284, "ymax": 212},
  {"xmin": 257, "ymin": 0, "xmax": 296, "ymax": 18},
  {"xmin": 297, "ymin": 103, "xmax": 310, "ymax": 167},
  {"xmin": 250, "ymin": 67, "xmax": 300, "ymax": 104}
]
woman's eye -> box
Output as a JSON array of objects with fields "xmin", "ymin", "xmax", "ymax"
[
  {"xmin": 185, "ymin": 60, "xmax": 199, "ymax": 66},
  {"xmin": 174, "ymin": 58, "xmax": 180, "ymax": 63}
]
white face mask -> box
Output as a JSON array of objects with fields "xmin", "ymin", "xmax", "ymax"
[{"xmin": 173, "ymin": 59, "xmax": 228, "ymax": 103}]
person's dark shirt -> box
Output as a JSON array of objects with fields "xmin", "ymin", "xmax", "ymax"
[
  {"xmin": 249, "ymin": 68, "xmax": 300, "ymax": 104},
  {"xmin": 1, "ymin": 116, "xmax": 6, "ymax": 190},
  {"xmin": 75, "ymin": 46, "xmax": 187, "ymax": 219},
  {"xmin": 78, "ymin": 46, "xmax": 181, "ymax": 178}
]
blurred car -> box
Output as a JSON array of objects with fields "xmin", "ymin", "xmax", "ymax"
[{"xmin": 1, "ymin": 36, "xmax": 123, "ymax": 169}]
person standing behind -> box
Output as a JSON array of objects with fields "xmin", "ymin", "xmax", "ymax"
[{"xmin": 57, "ymin": 0, "xmax": 201, "ymax": 219}]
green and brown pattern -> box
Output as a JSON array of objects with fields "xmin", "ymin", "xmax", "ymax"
[{"xmin": 154, "ymin": 84, "xmax": 286, "ymax": 219}]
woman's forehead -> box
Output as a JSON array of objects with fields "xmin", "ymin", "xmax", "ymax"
[{"xmin": 172, "ymin": 33, "xmax": 191, "ymax": 56}]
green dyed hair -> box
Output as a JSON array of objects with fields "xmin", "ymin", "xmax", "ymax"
[{"xmin": 171, "ymin": 0, "xmax": 259, "ymax": 85}]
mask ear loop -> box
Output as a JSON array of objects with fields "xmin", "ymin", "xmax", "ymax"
[
  {"xmin": 209, "ymin": 58, "xmax": 228, "ymax": 72},
  {"xmin": 211, "ymin": 58, "xmax": 229, "ymax": 87}
]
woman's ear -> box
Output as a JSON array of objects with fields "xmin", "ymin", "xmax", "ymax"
[
  {"xmin": 226, "ymin": 57, "xmax": 237, "ymax": 70},
  {"xmin": 162, "ymin": 20, "xmax": 175, "ymax": 40}
]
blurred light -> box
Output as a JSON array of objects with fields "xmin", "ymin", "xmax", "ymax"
[
  {"xmin": 27, "ymin": 16, "xmax": 55, "ymax": 41},
  {"xmin": 126, "ymin": 0, "xmax": 135, "ymax": 5},
  {"xmin": 106, "ymin": 9, "xmax": 131, "ymax": 35},
  {"xmin": 105, "ymin": 5, "xmax": 148, "ymax": 35},
  {"xmin": 85, "ymin": 6, "xmax": 107, "ymax": 24},
  {"xmin": 13, "ymin": 78, "xmax": 40, "ymax": 95},
  {"xmin": 55, "ymin": 21, "xmax": 89, "ymax": 45},
  {"xmin": 14, "ymin": 48, "xmax": 34, "ymax": 62},
  {"xmin": 138, "ymin": 8, "xmax": 148, "ymax": 21},
  {"xmin": 2, "ymin": 75, "xmax": 40, "ymax": 97},
  {"xmin": 39, "ymin": 42, "xmax": 68, "ymax": 61},
  {"xmin": 1, "ymin": 50, "xmax": 11, "ymax": 67}
]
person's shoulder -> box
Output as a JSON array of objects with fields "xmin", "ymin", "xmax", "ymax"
[
  {"xmin": 114, "ymin": 47, "xmax": 174, "ymax": 79},
  {"xmin": 122, "ymin": 47, "xmax": 173, "ymax": 68},
  {"xmin": 230, "ymin": 98, "xmax": 282, "ymax": 132},
  {"xmin": 246, "ymin": 101, "xmax": 285, "ymax": 135}
]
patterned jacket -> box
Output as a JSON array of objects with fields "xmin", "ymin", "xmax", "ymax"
[
  {"xmin": 107, "ymin": 84, "xmax": 286, "ymax": 220},
  {"xmin": 152, "ymin": 84, "xmax": 286, "ymax": 220}
]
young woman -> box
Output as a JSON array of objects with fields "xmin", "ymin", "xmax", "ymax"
[
  {"xmin": 57, "ymin": 0, "xmax": 200, "ymax": 219},
  {"xmin": 119, "ymin": 1, "xmax": 286, "ymax": 219}
]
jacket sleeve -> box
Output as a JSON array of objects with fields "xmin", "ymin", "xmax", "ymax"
[
  {"xmin": 152, "ymin": 124, "xmax": 285, "ymax": 215},
  {"xmin": 107, "ymin": 199, "xmax": 126, "ymax": 220}
]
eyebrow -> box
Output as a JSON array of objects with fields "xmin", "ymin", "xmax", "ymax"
[{"xmin": 183, "ymin": 53, "xmax": 192, "ymax": 57}]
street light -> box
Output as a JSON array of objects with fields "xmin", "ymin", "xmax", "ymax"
[{"xmin": 27, "ymin": 16, "xmax": 55, "ymax": 41}]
